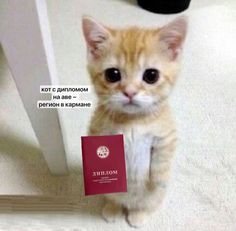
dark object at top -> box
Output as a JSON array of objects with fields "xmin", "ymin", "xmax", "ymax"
[{"xmin": 137, "ymin": 0, "xmax": 191, "ymax": 14}]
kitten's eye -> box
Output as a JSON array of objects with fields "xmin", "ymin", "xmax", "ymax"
[
  {"xmin": 104, "ymin": 68, "xmax": 121, "ymax": 83},
  {"xmin": 143, "ymin": 69, "xmax": 159, "ymax": 84}
]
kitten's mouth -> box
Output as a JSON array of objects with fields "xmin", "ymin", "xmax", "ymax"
[{"xmin": 123, "ymin": 101, "xmax": 139, "ymax": 107}]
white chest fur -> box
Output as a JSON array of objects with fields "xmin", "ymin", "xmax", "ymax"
[{"xmin": 120, "ymin": 126, "xmax": 154, "ymax": 182}]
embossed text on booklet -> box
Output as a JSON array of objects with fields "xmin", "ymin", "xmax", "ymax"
[{"xmin": 81, "ymin": 134, "xmax": 127, "ymax": 196}]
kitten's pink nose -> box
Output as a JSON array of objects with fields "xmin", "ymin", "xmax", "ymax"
[{"xmin": 123, "ymin": 91, "xmax": 137, "ymax": 99}]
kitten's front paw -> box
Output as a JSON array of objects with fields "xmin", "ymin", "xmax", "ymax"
[
  {"xmin": 127, "ymin": 210, "xmax": 149, "ymax": 228},
  {"xmin": 102, "ymin": 201, "xmax": 122, "ymax": 223}
]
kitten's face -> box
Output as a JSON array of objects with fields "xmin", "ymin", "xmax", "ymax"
[{"xmin": 83, "ymin": 17, "xmax": 187, "ymax": 115}]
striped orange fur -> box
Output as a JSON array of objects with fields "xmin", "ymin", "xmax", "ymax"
[{"xmin": 82, "ymin": 16, "xmax": 187, "ymax": 227}]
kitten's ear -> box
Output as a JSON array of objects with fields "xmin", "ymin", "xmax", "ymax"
[
  {"xmin": 82, "ymin": 16, "xmax": 111, "ymax": 59},
  {"xmin": 159, "ymin": 16, "xmax": 188, "ymax": 60}
]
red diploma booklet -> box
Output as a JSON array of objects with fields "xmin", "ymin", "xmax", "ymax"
[{"xmin": 81, "ymin": 134, "xmax": 127, "ymax": 196}]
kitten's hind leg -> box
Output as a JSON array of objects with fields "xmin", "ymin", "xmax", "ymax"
[
  {"xmin": 126, "ymin": 208, "xmax": 151, "ymax": 228},
  {"xmin": 102, "ymin": 199, "xmax": 123, "ymax": 223}
]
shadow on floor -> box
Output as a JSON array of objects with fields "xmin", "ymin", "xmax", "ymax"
[
  {"xmin": 0, "ymin": 133, "xmax": 67, "ymax": 194},
  {"xmin": 121, "ymin": 0, "xmax": 137, "ymax": 5},
  {"xmin": 0, "ymin": 193, "xmax": 104, "ymax": 218},
  {"xmin": 0, "ymin": 132, "xmax": 103, "ymax": 217},
  {"xmin": 0, "ymin": 44, "xmax": 8, "ymax": 87}
]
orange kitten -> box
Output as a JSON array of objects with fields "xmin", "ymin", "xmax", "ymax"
[{"xmin": 82, "ymin": 16, "xmax": 187, "ymax": 227}]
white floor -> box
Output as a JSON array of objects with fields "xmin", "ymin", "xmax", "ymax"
[{"xmin": 0, "ymin": 0, "xmax": 236, "ymax": 230}]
